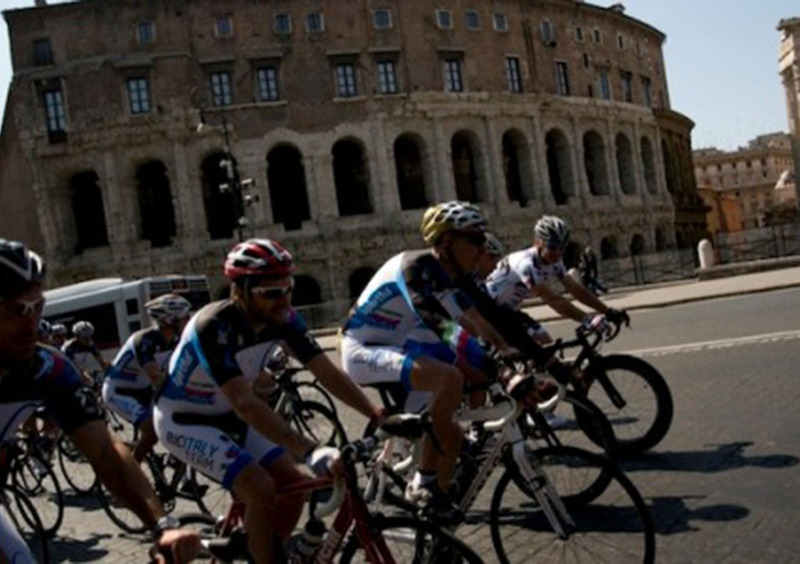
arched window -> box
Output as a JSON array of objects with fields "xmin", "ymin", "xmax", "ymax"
[
  {"xmin": 348, "ymin": 267, "xmax": 376, "ymax": 299},
  {"xmin": 70, "ymin": 171, "xmax": 109, "ymax": 251},
  {"xmin": 267, "ymin": 144, "xmax": 311, "ymax": 231},
  {"xmin": 545, "ymin": 128, "xmax": 574, "ymax": 205},
  {"xmin": 502, "ymin": 129, "xmax": 532, "ymax": 206},
  {"xmin": 583, "ymin": 130, "xmax": 610, "ymax": 196},
  {"xmin": 600, "ymin": 236, "xmax": 618, "ymax": 259},
  {"xmin": 332, "ymin": 138, "xmax": 373, "ymax": 216},
  {"xmin": 630, "ymin": 233, "xmax": 645, "ymax": 256},
  {"xmin": 616, "ymin": 133, "xmax": 636, "ymax": 195},
  {"xmin": 394, "ymin": 134, "xmax": 430, "ymax": 210},
  {"xmin": 655, "ymin": 227, "xmax": 667, "ymax": 251},
  {"xmin": 661, "ymin": 140, "xmax": 677, "ymax": 196},
  {"xmin": 451, "ymin": 130, "xmax": 484, "ymax": 202},
  {"xmin": 292, "ymin": 275, "xmax": 323, "ymax": 307},
  {"xmin": 136, "ymin": 161, "xmax": 176, "ymax": 247},
  {"xmin": 641, "ymin": 136, "xmax": 658, "ymax": 195},
  {"xmin": 201, "ymin": 152, "xmax": 237, "ymax": 240}
]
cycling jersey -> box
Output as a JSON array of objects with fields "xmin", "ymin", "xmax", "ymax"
[
  {"xmin": 102, "ymin": 327, "xmax": 175, "ymax": 427},
  {"xmin": 153, "ymin": 299, "xmax": 322, "ymax": 488},
  {"xmin": 485, "ymin": 246, "xmax": 566, "ymax": 310},
  {"xmin": 0, "ymin": 344, "xmax": 102, "ymax": 445},
  {"xmin": 62, "ymin": 338, "xmax": 103, "ymax": 374},
  {"xmin": 341, "ymin": 250, "xmax": 486, "ymax": 392}
]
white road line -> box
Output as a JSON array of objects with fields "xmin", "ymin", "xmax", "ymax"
[{"xmin": 623, "ymin": 329, "xmax": 800, "ymax": 357}]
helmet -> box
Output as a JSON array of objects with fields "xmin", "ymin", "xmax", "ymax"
[
  {"xmin": 420, "ymin": 201, "xmax": 487, "ymax": 245},
  {"xmin": 145, "ymin": 294, "xmax": 192, "ymax": 325},
  {"xmin": 38, "ymin": 319, "xmax": 52, "ymax": 339},
  {"xmin": 0, "ymin": 239, "xmax": 46, "ymax": 299},
  {"xmin": 52, "ymin": 323, "xmax": 68, "ymax": 336},
  {"xmin": 224, "ymin": 239, "xmax": 294, "ymax": 282},
  {"xmin": 484, "ymin": 232, "xmax": 505, "ymax": 258},
  {"xmin": 72, "ymin": 320, "xmax": 94, "ymax": 338},
  {"xmin": 534, "ymin": 216, "xmax": 571, "ymax": 248}
]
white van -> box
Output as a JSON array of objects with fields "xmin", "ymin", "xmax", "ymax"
[{"xmin": 43, "ymin": 275, "xmax": 211, "ymax": 354}]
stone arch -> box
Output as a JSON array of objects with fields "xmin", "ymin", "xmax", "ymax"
[
  {"xmin": 501, "ymin": 128, "xmax": 533, "ymax": 206},
  {"xmin": 545, "ymin": 128, "xmax": 574, "ymax": 205},
  {"xmin": 655, "ymin": 227, "xmax": 667, "ymax": 251},
  {"xmin": 394, "ymin": 133, "xmax": 432, "ymax": 210},
  {"xmin": 630, "ymin": 233, "xmax": 646, "ymax": 255},
  {"xmin": 615, "ymin": 132, "xmax": 636, "ymax": 195},
  {"xmin": 640, "ymin": 136, "xmax": 658, "ymax": 195},
  {"xmin": 267, "ymin": 144, "xmax": 311, "ymax": 231},
  {"xmin": 201, "ymin": 152, "xmax": 236, "ymax": 240},
  {"xmin": 600, "ymin": 236, "xmax": 619, "ymax": 259},
  {"xmin": 564, "ymin": 241, "xmax": 582, "ymax": 269},
  {"xmin": 348, "ymin": 267, "xmax": 376, "ymax": 299},
  {"xmin": 583, "ymin": 130, "xmax": 610, "ymax": 196},
  {"xmin": 292, "ymin": 274, "xmax": 323, "ymax": 306},
  {"xmin": 70, "ymin": 171, "xmax": 109, "ymax": 251},
  {"xmin": 136, "ymin": 160, "xmax": 176, "ymax": 248},
  {"xmin": 332, "ymin": 137, "xmax": 373, "ymax": 216},
  {"xmin": 451, "ymin": 129, "xmax": 485, "ymax": 202}
]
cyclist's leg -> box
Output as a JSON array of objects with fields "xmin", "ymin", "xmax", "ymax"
[
  {"xmin": 132, "ymin": 417, "xmax": 158, "ymax": 462},
  {"xmin": 0, "ymin": 507, "xmax": 34, "ymax": 564},
  {"xmin": 102, "ymin": 383, "xmax": 153, "ymax": 461},
  {"xmin": 231, "ymin": 462, "xmax": 278, "ymax": 564}
]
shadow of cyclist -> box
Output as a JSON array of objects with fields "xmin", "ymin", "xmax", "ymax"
[{"xmin": 619, "ymin": 441, "xmax": 799, "ymax": 473}]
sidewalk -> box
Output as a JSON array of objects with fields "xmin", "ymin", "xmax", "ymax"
[{"xmin": 313, "ymin": 266, "xmax": 800, "ymax": 351}]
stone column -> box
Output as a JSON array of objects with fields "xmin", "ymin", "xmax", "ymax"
[
  {"xmin": 369, "ymin": 116, "xmax": 397, "ymax": 215},
  {"xmin": 432, "ymin": 118, "xmax": 456, "ymax": 201},
  {"xmin": 101, "ymin": 150, "xmax": 128, "ymax": 246},
  {"xmin": 604, "ymin": 118, "xmax": 622, "ymax": 205},
  {"xmin": 529, "ymin": 112, "xmax": 552, "ymax": 209},
  {"xmin": 569, "ymin": 117, "xmax": 589, "ymax": 205},
  {"xmin": 172, "ymin": 142, "xmax": 206, "ymax": 247},
  {"xmin": 482, "ymin": 116, "xmax": 505, "ymax": 211},
  {"xmin": 308, "ymin": 152, "xmax": 337, "ymax": 222}
]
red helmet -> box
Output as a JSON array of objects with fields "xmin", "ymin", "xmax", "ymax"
[{"xmin": 224, "ymin": 239, "xmax": 294, "ymax": 282}]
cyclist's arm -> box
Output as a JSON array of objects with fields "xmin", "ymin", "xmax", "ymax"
[
  {"xmin": 141, "ymin": 361, "xmax": 165, "ymax": 388},
  {"xmin": 531, "ymin": 281, "xmax": 587, "ymax": 323},
  {"xmin": 562, "ymin": 275, "xmax": 609, "ymax": 314},
  {"xmin": 305, "ymin": 353, "xmax": 379, "ymax": 421},
  {"xmin": 460, "ymin": 306, "xmax": 512, "ymax": 352},
  {"xmin": 220, "ymin": 375, "xmax": 317, "ymax": 459}
]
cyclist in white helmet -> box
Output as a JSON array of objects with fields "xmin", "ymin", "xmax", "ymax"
[
  {"xmin": 62, "ymin": 319, "xmax": 110, "ymax": 385},
  {"xmin": 486, "ymin": 215, "xmax": 629, "ymax": 343},
  {"xmin": 103, "ymin": 294, "xmax": 192, "ymax": 462},
  {"xmin": 51, "ymin": 323, "xmax": 68, "ymax": 348}
]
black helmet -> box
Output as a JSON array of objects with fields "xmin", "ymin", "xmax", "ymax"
[{"xmin": 0, "ymin": 239, "xmax": 46, "ymax": 299}]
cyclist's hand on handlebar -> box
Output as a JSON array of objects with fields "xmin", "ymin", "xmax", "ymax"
[
  {"xmin": 582, "ymin": 313, "xmax": 611, "ymax": 337},
  {"xmin": 150, "ymin": 528, "xmax": 202, "ymax": 564},
  {"xmin": 305, "ymin": 445, "xmax": 343, "ymax": 478},
  {"xmin": 605, "ymin": 308, "xmax": 630, "ymax": 328}
]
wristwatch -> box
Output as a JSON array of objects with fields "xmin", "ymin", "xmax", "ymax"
[{"xmin": 153, "ymin": 514, "xmax": 180, "ymax": 539}]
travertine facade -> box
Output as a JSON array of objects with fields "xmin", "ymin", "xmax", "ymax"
[
  {"xmin": 779, "ymin": 16, "xmax": 800, "ymax": 205},
  {"xmin": 0, "ymin": 0, "xmax": 704, "ymax": 311},
  {"xmin": 693, "ymin": 133, "xmax": 797, "ymax": 230}
]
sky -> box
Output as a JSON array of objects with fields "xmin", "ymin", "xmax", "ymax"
[{"xmin": 0, "ymin": 0, "xmax": 796, "ymax": 151}]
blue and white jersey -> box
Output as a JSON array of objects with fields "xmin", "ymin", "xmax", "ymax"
[
  {"xmin": 106, "ymin": 327, "xmax": 174, "ymax": 389},
  {"xmin": 485, "ymin": 246, "xmax": 566, "ymax": 310},
  {"xmin": 157, "ymin": 299, "xmax": 322, "ymax": 417}
]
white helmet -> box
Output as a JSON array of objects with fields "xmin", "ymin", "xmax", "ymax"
[
  {"xmin": 421, "ymin": 201, "xmax": 488, "ymax": 245},
  {"xmin": 38, "ymin": 319, "xmax": 52, "ymax": 339},
  {"xmin": 52, "ymin": 323, "xmax": 68, "ymax": 337},
  {"xmin": 72, "ymin": 320, "xmax": 95, "ymax": 338},
  {"xmin": 534, "ymin": 215, "xmax": 571, "ymax": 248},
  {"xmin": 145, "ymin": 294, "xmax": 192, "ymax": 325},
  {"xmin": 484, "ymin": 232, "xmax": 505, "ymax": 258}
]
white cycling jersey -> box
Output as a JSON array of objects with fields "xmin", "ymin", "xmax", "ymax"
[{"xmin": 485, "ymin": 246, "xmax": 566, "ymax": 310}]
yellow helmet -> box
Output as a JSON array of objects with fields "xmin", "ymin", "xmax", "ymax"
[{"xmin": 421, "ymin": 201, "xmax": 488, "ymax": 245}]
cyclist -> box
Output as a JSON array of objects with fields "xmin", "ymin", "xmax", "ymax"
[
  {"xmin": 0, "ymin": 239, "xmax": 200, "ymax": 564},
  {"xmin": 103, "ymin": 294, "xmax": 192, "ymax": 462},
  {"xmin": 62, "ymin": 320, "xmax": 110, "ymax": 385},
  {"xmin": 340, "ymin": 201, "xmax": 534, "ymax": 512},
  {"xmin": 37, "ymin": 318, "xmax": 53, "ymax": 344},
  {"xmin": 486, "ymin": 215, "xmax": 628, "ymax": 343},
  {"xmin": 51, "ymin": 323, "xmax": 68, "ymax": 348},
  {"xmin": 154, "ymin": 238, "xmax": 383, "ymax": 564}
]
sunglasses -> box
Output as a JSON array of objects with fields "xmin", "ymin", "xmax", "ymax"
[
  {"xmin": 456, "ymin": 231, "xmax": 487, "ymax": 247},
  {"xmin": 250, "ymin": 281, "xmax": 294, "ymax": 300},
  {"xmin": 0, "ymin": 296, "xmax": 46, "ymax": 319}
]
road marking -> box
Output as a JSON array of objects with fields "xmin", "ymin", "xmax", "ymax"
[{"xmin": 623, "ymin": 329, "xmax": 800, "ymax": 357}]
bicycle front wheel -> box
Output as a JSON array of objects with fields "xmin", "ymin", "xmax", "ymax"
[
  {"xmin": 490, "ymin": 446, "xmax": 655, "ymax": 563},
  {"xmin": 11, "ymin": 454, "xmax": 64, "ymax": 537},
  {"xmin": 340, "ymin": 515, "xmax": 483, "ymax": 564},
  {"xmin": 57, "ymin": 435, "xmax": 98, "ymax": 494},
  {"xmin": 284, "ymin": 400, "xmax": 347, "ymax": 447}
]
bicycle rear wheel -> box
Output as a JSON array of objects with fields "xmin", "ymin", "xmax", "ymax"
[
  {"xmin": 340, "ymin": 515, "xmax": 483, "ymax": 563},
  {"xmin": 96, "ymin": 457, "xmax": 156, "ymax": 534},
  {"xmin": 490, "ymin": 446, "xmax": 655, "ymax": 563},
  {"xmin": 57, "ymin": 435, "xmax": 98, "ymax": 494},
  {"xmin": 283, "ymin": 400, "xmax": 347, "ymax": 447},
  {"xmin": 11, "ymin": 453, "xmax": 65, "ymax": 537}
]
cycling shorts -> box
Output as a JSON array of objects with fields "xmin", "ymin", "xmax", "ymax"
[
  {"xmin": 153, "ymin": 408, "xmax": 285, "ymax": 490},
  {"xmin": 102, "ymin": 381, "xmax": 153, "ymax": 428}
]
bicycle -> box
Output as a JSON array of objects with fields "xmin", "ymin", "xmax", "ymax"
[
  {"xmin": 171, "ymin": 414, "xmax": 483, "ymax": 563},
  {"xmin": 363, "ymin": 377, "xmax": 656, "ymax": 563},
  {"xmin": 1, "ymin": 482, "xmax": 50, "ymax": 563},
  {"xmin": 547, "ymin": 320, "xmax": 674, "ymax": 457}
]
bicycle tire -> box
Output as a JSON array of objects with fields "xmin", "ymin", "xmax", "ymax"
[
  {"xmin": 2, "ymin": 484, "xmax": 51, "ymax": 563},
  {"xmin": 95, "ymin": 461, "xmax": 155, "ymax": 534},
  {"xmin": 57, "ymin": 435, "xmax": 98, "ymax": 494},
  {"xmin": 580, "ymin": 354, "xmax": 673, "ymax": 457},
  {"xmin": 284, "ymin": 400, "xmax": 347, "ymax": 447},
  {"xmin": 490, "ymin": 445, "xmax": 655, "ymax": 564},
  {"xmin": 11, "ymin": 453, "xmax": 65, "ymax": 537},
  {"xmin": 340, "ymin": 514, "xmax": 483, "ymax": 564},
  {"xmin": 295, "ymin": 380, "xmax": 339, "ymax": 418},
  {"xmin": 530, "ymin": 391, "xmax": 619, "ymax": 457}
]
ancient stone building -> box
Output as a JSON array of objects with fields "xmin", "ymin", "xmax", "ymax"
[
  {"xmin": 779, "ymin": 16, "xmax": 800, "ymax": 205},
  {"xmin": 0, "ymin": 0, "xmax": 703, "ymax": 318}
]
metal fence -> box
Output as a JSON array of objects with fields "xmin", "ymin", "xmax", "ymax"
[
  {"xmin": 713, "ymin": 222, "xmax": 800, "ymax": 265},
  {"xmin": 597, "ymin": 249, "xmax": 698, "ymax": 288}
]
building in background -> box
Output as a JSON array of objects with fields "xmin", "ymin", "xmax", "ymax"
[
  {"xmin": 693, "ymin": 133, "xmax": 796, "ymax": 230},
  {"xmin": 0, "ymin": 0, "xmax": 704, "ymax": 317},
  {"xmin": 779, "ymin": 16, "xmax": 800, "ymax": 206},
  {"xmin": 697, "ymin": 185, "xmax": 743, "ymax": 235}
]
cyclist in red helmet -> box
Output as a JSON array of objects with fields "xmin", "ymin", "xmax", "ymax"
[{"xmin": 154, "ymin": 238, "xmax": 383, "ymax": 563}]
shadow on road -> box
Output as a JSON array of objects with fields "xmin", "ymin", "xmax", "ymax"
[
  {"xmin": 620, "ymin": 441, "xmax": 799, "ymax": 473},
  {"xmin": 50, "ymin": 534, "xmax": 112, "ymax": 562},
  {"xmin": 649, "ymin": 495, "xmax": 749, "ymax": 535}
]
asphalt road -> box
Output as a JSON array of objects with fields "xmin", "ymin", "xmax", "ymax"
[{"xmin": 43, "ymin": 287, "xmax": 800, "ymax": 562}]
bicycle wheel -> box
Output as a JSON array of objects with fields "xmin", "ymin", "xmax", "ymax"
[
  {"xmin": 490, "ymin": 446, "xmax": 655, "ymax": 563},
  {"xmin": 2, "ymin": 485, "xmax": 50, "ymax": 563},
  {"xmin": 340, "ymin": 514, "xmax": 483, "ymax": 564},
  {"xmin": 283, "ymin": 400, "xmax": 347, "ymax": 447},
  {"xmin": 96, "ymin": 458, "xmax": 156, "ymax": 534},
  {"xmin": 11, "ymin": 454, "xmax": 65, "ymax": 537},
  {"xmin": 581, "ymin": 354, "xmax": 673, "ymax": 457},
  {"xmin": 105, "ymin": 408, "xmax": 138, "ymax": 445},
  {"xmin": 529, "ymin": 391, "xmax": 618, "ymax": 457},
  {"xmin": 295, "ymin": 380, "xmax": 339, "ymax": 418},
  {"xmin": 57, "ymin": 435, "xmax": 99, "ymax": 494}
]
